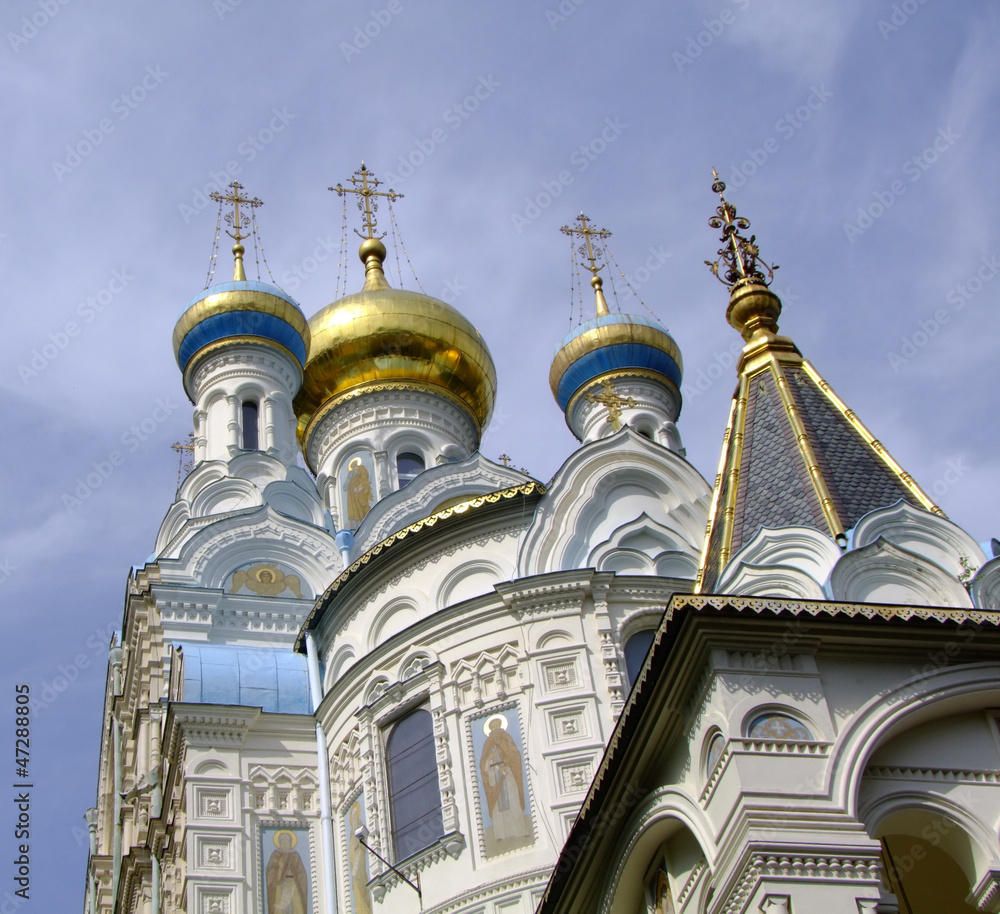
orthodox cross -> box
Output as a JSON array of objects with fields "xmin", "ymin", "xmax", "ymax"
[
  {"xmin": 330, "ymin": 162, "xmax": 403, "ymax": 240},
  {"xmin": 586, "ymin": 378, "xmax": 636, "ymax": 432},
  {"xmin": 498, "ymin": 453, "xmax": 512, "ymax": 467},
  {"xmin": 560, "ymin": 212, "xmax": 611, "ymax": 279},
  {"xmin": 209, "ymin": 181, "xmax": 263, "ymax": 280},
  {"xmin": 705, "ymin": 168, "xmax": 777, "ymax": 288},
  {"xmin": 561, "ymin": 212, "xmax": 613, "ymax": 316},
  {"xmin": 171, "ymin": 433, "xmax": 195, "ymax": 487}
]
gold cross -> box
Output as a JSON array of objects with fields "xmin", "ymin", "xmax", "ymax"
[
  {"xmin": 560, "ymin": 213, "xmax": 612, "ymax": 279},
  {"xmin": 585, "ymin": 378, "xmax": 636, "ymax": 432},
  {"xmin": 171, "ymin": 433, "xmax": 195, "ymax": 486},
  {"xmin": 498, "ymin": 453, "xmax": 512, "ymax": 467},
  {"xmin": 209, "ymin": 181, "xmax": 263, "ymax": 280},
  {"xmin": 330, "ymin": 162, "xmax": 403, "ymax": 240}
]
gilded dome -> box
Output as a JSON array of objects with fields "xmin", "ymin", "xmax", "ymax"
[
  {"xmin": 173, "ymin": 280, "xmax": 309, "ymax": 393},
  {"xmin": 294, "ymin": 240, "xmax": 496, "ymax": 447},
  {"xmin": 549, "ymin": 312, "xmax": 683, "ymax": 410}
]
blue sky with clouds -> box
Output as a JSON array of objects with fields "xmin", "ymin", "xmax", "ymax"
[{"xmin": 1, "ymin": 1, "xmax": 998, "ymax": 908}]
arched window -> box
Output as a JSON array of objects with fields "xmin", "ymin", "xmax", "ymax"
[
  {"xmin": 705, "ymin": 731, "xmax": 725, "ymax": 776},
  {"xmin": 242, "ymin": 399, "xmax": 259, "ymax": 450},
  {"xmin": 623, "ymin": 629, "xmax": 657, "ymax": 688},
  {"xmin": 397, "ymin": 451, "xmax": 425, "ymax": 488},
  {"xmin": 747, "ymin": 712, "xmax": 813, "ymax": 741},
  {"xmin": 385, "ymin": 707, "xmax": 443, "ymax": 859}
]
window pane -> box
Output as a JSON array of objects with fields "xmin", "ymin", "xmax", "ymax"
[
  {"xmin": 624, "ymin": 629, "xmax": 656, "ymax": 687},
  {"xmin": 242, "ymin": 400, "xmax": 259, "ymax": 450},
  {"xmin": 386, "ymin": 708, "xmax": 443, "ymax": 859},
  {"xmin": 397, "ymin": 452, "xmax": 425, "ymax": 487}
]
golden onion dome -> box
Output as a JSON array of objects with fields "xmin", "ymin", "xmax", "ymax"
[{"xmin": 294, "ymin": 238, "xmax": 496, "ymax": 449}]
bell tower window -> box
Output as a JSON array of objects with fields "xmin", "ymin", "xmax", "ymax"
[{"xmin": 242, "ymin": 399, "xmax": 260, "ymax": 450}]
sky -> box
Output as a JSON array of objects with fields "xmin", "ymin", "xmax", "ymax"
[{"xmin": 1, "ymin": 1, "xmax": 999, "ymax": 909}]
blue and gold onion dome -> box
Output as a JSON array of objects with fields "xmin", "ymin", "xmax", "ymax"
[
  {"xmin": 294, "ymin": 237, "xmax": 497, "ymax": 452},
  {"xmin": 549, "ymin": 312, "xmax": 684, "ymax": 411},
  {"xmin": 173, "ymin": 279, "xmax": 310, "ymax": 395}
]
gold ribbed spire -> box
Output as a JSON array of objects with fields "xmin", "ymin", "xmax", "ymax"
[
  {"xmin": 209, "ymin": 181, "xmax": 263, "ymax": 281},
  {"xmin": 561, "ymin": 213, "xmax": 612, "ymax": 317},
  {"xmin": 330, "ymin": 163, "xmax": 403, "ymax": 291}
]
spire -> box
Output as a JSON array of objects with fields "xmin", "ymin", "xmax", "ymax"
[
  {"xmin": 330, "ymin": 163, "xmax": 403, "ymax": 292},
  {"xmin": 696, "ymin": 173, "xmax": 942, "ymax": 593},
  {"xmin": 561, "ymin": 213, "xmax": 612, "ymax": 317},
  {"xmin": 209, "ymin": 181, "xmax": 263, "ymax": 281}
]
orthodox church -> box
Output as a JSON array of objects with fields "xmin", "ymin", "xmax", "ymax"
[{"xmin": 83, "ymin": 166, "xmax": 1000, "ymax": 914}]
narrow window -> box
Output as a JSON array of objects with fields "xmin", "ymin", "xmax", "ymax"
[
  {"xmin": 624, "ymin": 629, "xmax": 657, "ymax": 688},
  {"xmin": 385, "ymin": 707, "xmax": 443, "ymax": 859},
  {"xmin": 242, "ymin": 400, "xmax": 259, "ymax": 450},
  {"xmin": 396, "ymin": 452, "xmax": 425, "ymax": 488}
]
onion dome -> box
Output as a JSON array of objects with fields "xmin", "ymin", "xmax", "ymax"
[
  {"xmin": 173, "ymin": 182, "xmax": 309, "ymax": 399},
  {"xmin": 549, "ymin": 312, "xmax": 683, "ymax": 412},
  {"xmin": 549, "ymin": 214, "xmax": 683, "ymax": 441},
  {"xmin": 294, "ymin": 232, "xmax": 496, "ymax": 452}
]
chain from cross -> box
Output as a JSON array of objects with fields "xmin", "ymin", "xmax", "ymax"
[
  {"xmin": 560, "ymin": 212, "xmax": 612, "ymax": 278},
  {"xmin": 329, "ymin": 162, "xmax": 403, "ymax": 240},
  {"xmin": 171, "ymin": 433, "xmax": 195, "ymax": 486},
  {"xmin": 209, "ymin": 181, "xmax": 263, "ymax": 247},
  {"xmin": 585, "ymin": 378, "xmax": 637, "ymax": 432}
]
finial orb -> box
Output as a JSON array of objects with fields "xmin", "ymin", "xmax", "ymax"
[{"xmin": 358, "ymin": 237, "xmax": 386, "ymax": 263}]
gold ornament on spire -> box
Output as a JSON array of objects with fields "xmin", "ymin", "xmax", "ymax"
[
  {"xmin": 209, "ymin": 181, "xmax": 263, "ymax": 281},
  {"xmin": 561, "ymin": 213, "xmax": 612, "ymax": 316},
  {"xmin": 705, "ymin": 169, "xmax": 778, "ymax": 289},
  {"xmin": 330, "ymin": 162, "xmax": 403, "ymax": 241}
]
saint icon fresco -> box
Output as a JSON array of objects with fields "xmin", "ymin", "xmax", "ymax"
[
  {"xmin": 478, "ymin": 713, "xmax": 532, "ymax": 853},
  {"xmin": 346, "ymin": 457, "xmax": 373, "ymax": 525},
  {"xmin": 265, "ymin": 830, "xmax": 309, "ymax": 914},
  {"xmin": 347, "ymin": 800, "xmax": 372, "ymax": 914}
]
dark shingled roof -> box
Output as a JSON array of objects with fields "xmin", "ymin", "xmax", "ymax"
[{"xmin": 701, "ymin": 360, "xmax": 922, "ymax": 591}]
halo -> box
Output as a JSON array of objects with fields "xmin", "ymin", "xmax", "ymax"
[
  {"xmin": 273, "ymin": 829, "xmax": 298, "ymax": 848},
  {"xmin": 348, "ymin": 457, "xmax": 362, "ymax": 471},
  {"xmin": 483, "ymin": 713, "xmax": 508, "ymax": 736}
]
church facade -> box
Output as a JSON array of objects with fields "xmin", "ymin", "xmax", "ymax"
[{"xmin": 83, "ymin": 171, "xmax": 1000, "ymax": 914}]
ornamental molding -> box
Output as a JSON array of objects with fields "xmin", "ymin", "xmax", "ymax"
[
  {"xmin": 424, "ymin": 864, "xmax": 552, "ymax": 914},
  {"xmin": 720, "ymin": 852, "xmax": 883, "ymax": 914},
  {"xmin": 307, "ymin": 384, "xmax": 479, "ymax": 471},
  {"xmin": 970, "ymin": 869, "xmax": 1000, "ymax": 911},
  {"xmin": 190, "ymin": 345, "xmax": 301, "ymax": 396},
  {"xmin": 864, "ymin": 765, "xmax": 1000, "ymax": 785},
  {"xmin": 675, "ymin": 858, "xmax": 709, "ymax": 911},
  {"xmin": 700, "ymin": 740, "xmax": 831, "ymax": 806},
  {"xmin": 164, "ymin": 707, "xmax": 260, "ymax": 758}
]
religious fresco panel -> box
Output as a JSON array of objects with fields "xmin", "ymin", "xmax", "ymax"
[
  {"xmin": 470, "ymin": 705, "xmax": 534, "ymax": 857},
  {"xmin": 342, "ymin": 452, "xmax": 376, "ymax": 529},
  {"xmin": 343, "ymin": 792, "xmax": 372, "ymax": 914},
  {"xmin": 260, "ymin": 825, "xmax": 312, "ymax": 914}
]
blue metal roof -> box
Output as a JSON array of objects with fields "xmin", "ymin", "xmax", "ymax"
[
  {"xmin": 183, "ymin": 280, "xmax": 302, "ymax": 313},
  {"xmin": 175, "ymin": 642, "xmax": 312, "ymax": 714},
  {"xmin": 176, "ymin": 311, "xmax": 308, "ymax": 368},
  {"xmin": 556, "ymin": 342, "xmax": 683, "ymax": 410}
]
